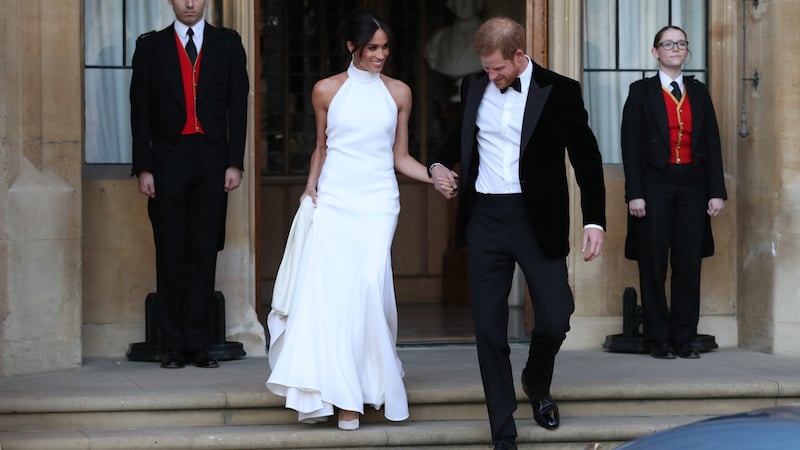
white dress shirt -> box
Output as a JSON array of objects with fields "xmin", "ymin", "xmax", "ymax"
[{"xmin": 474, "ymin": 56, "xmax": 533, "ymax": 194}]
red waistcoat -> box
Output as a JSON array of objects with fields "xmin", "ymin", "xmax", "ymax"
[
  {"xmin": 175, "ymin": 32, "xmax": 205, "ymax": 135},
  {"xmin": 663, "ymin": 89, "xmax": 692, "ymax": 164}
]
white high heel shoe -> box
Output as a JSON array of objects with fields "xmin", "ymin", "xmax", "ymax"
[
  {"xmin": 337, "ymin": 417, "xmax": 359, "ymax": 430},
  {"xmin": 337, "ymin": 411, "xmax": 360, "ymax": 431}
]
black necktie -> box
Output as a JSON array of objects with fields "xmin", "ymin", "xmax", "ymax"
[
  {"xmin": 670, "ymin": 81, "xmax": 681, "ymax": 101},
  {"xmin": 186, "ymin": 28, "xmax": 197, "ymax": 64},
  {"xmin": 500, "ymin": 78, "xmax": 522, "ymax": 94}
]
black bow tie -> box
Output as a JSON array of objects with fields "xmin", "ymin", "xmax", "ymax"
[{"xmin": 500, "ymin": 78, "xmax": 522, "ymax": 94}]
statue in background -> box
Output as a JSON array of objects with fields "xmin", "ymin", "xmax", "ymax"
[{"xmin": 424, "ymin": 0, "xmax": 484, "ymax": 94}]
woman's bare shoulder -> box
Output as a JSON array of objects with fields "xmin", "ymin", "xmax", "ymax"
[
  {"xmin": 312, "ymin": 72, "xmax": 348, "ymax": 103},
  {"xmin": 381, "ymin": 75, "xmax": 412, "ymax": 103}
]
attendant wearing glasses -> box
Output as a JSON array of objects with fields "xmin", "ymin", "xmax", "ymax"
[{"xmin": 621, "ymin": 25, "xmax": 727, "ymax": 360}]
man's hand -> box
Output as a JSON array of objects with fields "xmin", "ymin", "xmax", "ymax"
[
  {"xmin": 581, "ymin": 227, "xmax": 604, "ymax": 262},
  {"xmin": 431, "ymin": 164, "xmax": 459, "ymax": 199},
  {"xmin": 224, "ymin": 167, "xmax": 242, "ymax": 192},
  {"xmin": 138, "ymin": 171, "xmax": 156, "ymax": 198}
]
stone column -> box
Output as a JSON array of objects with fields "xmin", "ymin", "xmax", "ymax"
[
  {"xmin": 0, "ymin": 0, "xmax": 83, "ymax": 376},
  {"xmin": 214, "ymin": 0, "xmax": 267, "ymax": 356},
  {"xmin": 738, "ymin": 0, "xmax": 800, "ymax": 355}
]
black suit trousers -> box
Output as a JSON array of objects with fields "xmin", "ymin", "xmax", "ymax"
[
  {"xmin": 633, "ymin": 164, "xmax": 706, "ymax": 347},
  {"xmin": 467, "ymin": 193, "xmax": 574, "ymax": 442},
  {"xmin": 148, "ymin": 134, "xmax": 227, "ymax": 353}
]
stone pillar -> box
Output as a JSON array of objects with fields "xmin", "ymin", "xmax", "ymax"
[
  {"xmin": 213, "ymin": 0, "xmax": 267, "ymax": 356},
  {"xmin": 0, "ymin": 0, "xmax": 83, "ymax": 376},
  {"xmin": 738, "ymin": 0, "xmax": 800, "ymax": 355}
]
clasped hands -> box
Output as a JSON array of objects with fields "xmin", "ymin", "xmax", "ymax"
[{"xmin": 431, "ymin": 164, "xmax": 459, "ymax": 199}]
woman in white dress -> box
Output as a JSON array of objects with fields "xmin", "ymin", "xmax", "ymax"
[{"xmin": 266, "ymin": 9, "xmax": 454, "ymax": 431}]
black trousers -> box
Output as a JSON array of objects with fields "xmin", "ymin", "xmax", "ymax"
[
  {"xmin": 148, "ymin": 134, "xmax": 227, "ymax": 354},
  {"xmin": 467, "ymin": 193, "xmax": 574, "ymax": 442},
  {"xmin": 634, "ymin": 164, "xmax": 706, "ymax": 347}
]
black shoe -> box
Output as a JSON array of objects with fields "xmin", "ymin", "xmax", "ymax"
[
  {"xmin": 531, "ymin": 395, "xmax": 560, "ymax": 430},
  {"xmin": 521, "ymin": 370, "xmax": 560, "ymax": 430},
  {"xmin": 192, "ymin": 351, "xmax": 219, "ymax": 368},
  {"xmin": 160, "ymin": 351, "xmax": 186, "ymax": 369},
  {"xmin": 676, "ymin": 346, "xmax": 700, "ymax": 359},
  {"xmin": 650, "ymin": 343, "xmax": 676, "ymax": 359},
  {"xmin": 493, "ymin": 440, "xmax": 517, "ymax": 450}
]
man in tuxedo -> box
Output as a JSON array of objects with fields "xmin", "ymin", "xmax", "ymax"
[
  {"xmin": 130, "ymin": 0, "xmax": 248, "ymax": 369},
  {"xmin": 429, "ymin": 17, "xmax": 606, "ymax": 450}
]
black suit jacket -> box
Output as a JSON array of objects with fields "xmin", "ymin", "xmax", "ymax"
[
  {"xmin": 432, "ymin": 62, "xmax": 606, "ymax": 260},
  {"xmin": 621, "ymin": 75, "xmax": 727, "ymax": 259},
  {"xmin": 130, "ymin": 22, "xmax": 249, "ymax": 175}
]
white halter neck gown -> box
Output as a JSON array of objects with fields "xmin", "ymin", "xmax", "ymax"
[{"xmin": 266, "ymin": 63, "xmax": 409, "ymax": 423}]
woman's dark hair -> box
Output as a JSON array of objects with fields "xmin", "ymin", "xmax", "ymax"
[
  {"xmin": 338, "ymin": 8, "xmax": 394, "ymax": 69},
  {"xmin": 653, "ymin": 25, "xmax": 688, "ymax": 48}
]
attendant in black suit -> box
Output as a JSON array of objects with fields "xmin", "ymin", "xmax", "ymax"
[
  {"xmin": 130, "ymin": 0, "xmax": 249, "ymax": 369},
  {"xmin": 622, "ymin": 25, "xmax": 726, "ymax": 360},
  {"xmin": 429, "ymin": 17, "xmax": 606, "ymax": 450}
]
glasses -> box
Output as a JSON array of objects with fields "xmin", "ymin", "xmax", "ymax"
[{"xmin": 658, "ymin": 40, "xmax": 689, "ymax": 50}]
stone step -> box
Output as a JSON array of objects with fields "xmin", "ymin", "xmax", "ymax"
[
  {"xmin": 0, "ymin": 416, "xmax": 708, "ymax": 450},
  {"xmin": 2, "ymin": 347, "xmax": 799, "ymax": 449},
  {"xmin": 0, "ymin": 387, "xmax": 783, "ymax": 433}
]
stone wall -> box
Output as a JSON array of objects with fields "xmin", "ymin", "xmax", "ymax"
[
  {"xmin": 0, "ymin": 0, "xmax": 83, "ymax": 376},
  {"xmin": 3, "ymin": 0, "xmax": 800, "ymax": 377},
  {"xmin": 737, "ymin": 0, "xmax": 800, "ymax": 355}
]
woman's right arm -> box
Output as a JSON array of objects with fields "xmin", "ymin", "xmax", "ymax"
[
  {"xmin": 621, "ymin": 82, "xmax": 645, "ymax": 205},
  {"xmin": 621, "ymin": 82, "xmax": 648, "ymax": 217}
]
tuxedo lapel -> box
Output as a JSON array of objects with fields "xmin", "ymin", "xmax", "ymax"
[
  {"xmin": 520, "ymin": 64, "xmax": 552, "ymax": 156},
  {"xmin": 685, "ymin": 78, "xmax": 705, "ymax": 151},
  {"xmin": 196, "ymin": 22, "xmax": 219, "ymax": 102},
  {"xmin": 645, "ymin": 76, "xmax": 670, "ymax": 148},
  {"xmin": 156, "ymin": 26, "xmax": 184, "ymax": 109},
  {"xmin": 461, "ymin": 73, "xmax": 489, "ymax": 171}
]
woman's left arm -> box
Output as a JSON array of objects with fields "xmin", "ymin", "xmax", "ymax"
[
  {"xmin": 698, "ymin": 80, "xmax": 728, "ymax": 201},
  {"xmin": 388, "ymin": 78, "xmax": 433, "ymax": 184}
]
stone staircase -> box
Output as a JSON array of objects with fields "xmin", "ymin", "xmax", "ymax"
[{"xmin": 1, "ymin": 346, "xmax": 799, "ymax": 449}]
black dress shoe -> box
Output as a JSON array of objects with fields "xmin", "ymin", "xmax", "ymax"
[
  {"xmin": 650, "ymin": 343, "xmax": 676, "ymax": 359},
  {"xmin": 493, "ymin": 439, "xmax": 517, "ymax": 450},
  {"xmin": 677, "ymin": 346, "xmax": 701, "ymax": 359},
  {"xmin": 521, "ymin": 369, "xmax": 560, "ymax": 430},
  {"xmin": 160, "ymin": 351, "xmax": 186, "ymax": 369},
  {"xmin": 531, "ymin": 395, "xmax": 560, "ymax": 430},
  {"xmin": 192, "ymin": 351, "xmax": 219, "ymax": 368}
]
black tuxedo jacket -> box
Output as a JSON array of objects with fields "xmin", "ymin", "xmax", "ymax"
[
  {"xmin": 432, "ymin": 62, "xmax": 606, "ymax": 260},
  {"xmin": 621, "ymin": 75, "xmax": 727, "ymax": 259},
  {"xmin": 130, "ymin": 22, "xmax": 249, "ymax": 175}
]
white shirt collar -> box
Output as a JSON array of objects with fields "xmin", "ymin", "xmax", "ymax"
[
  {"xmin": 518, "ymin": 55, "xmax": 533, "ymax": 93},
  {"xmin": 174, "ymin": 19, "xmax": 205, "ymax": 47},
  {"xmin": 658, "ymin": 70, "xmax": 683, "ymax": 90}
]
